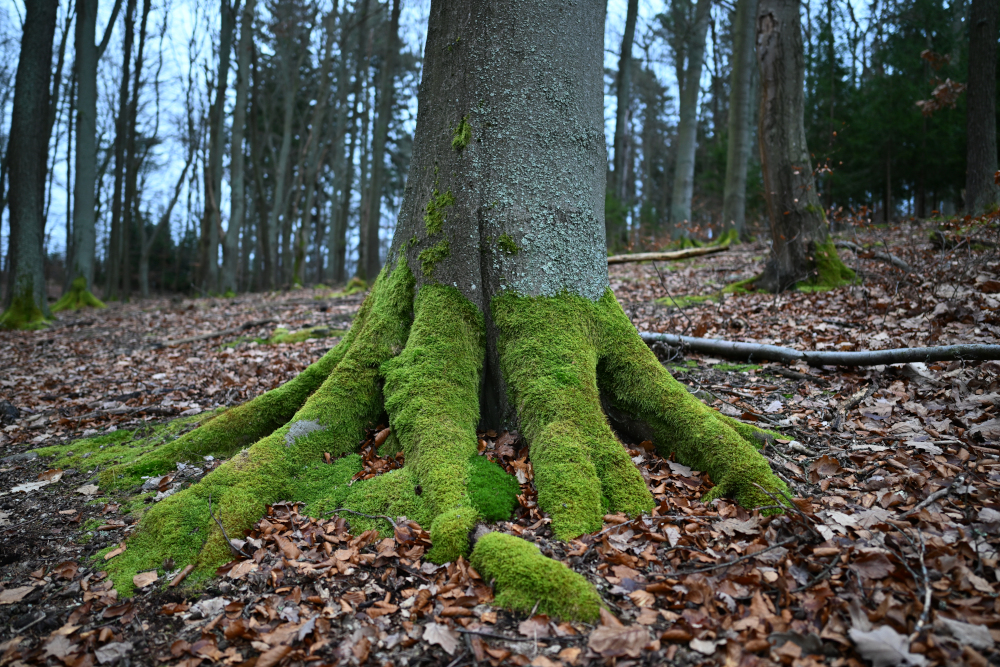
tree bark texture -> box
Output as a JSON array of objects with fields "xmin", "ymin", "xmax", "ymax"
[
  {"xmin": 669, "ymin": 0, "xmax": 711, "ymax": 230},
  {"xmin": 965, "ymin": 0, "xmax": 999, "ymax": 215},
  {"xmin": 3, "ymin": 0, "xmax": 58, "ymax": 323},
  {"xmin": 608, "ymin": 0, "xmax": 638, "ymax": 250},
  {"xmin": 106, "ymin": 0, "xmax": 136, "ymax": 300},
  {"xmin": 722, "ymin": 0, "xmax": 758, "ymax": 239},
  {"xmin": 755, "ymin": 0, "xmax": 832, "ymax": 292}
]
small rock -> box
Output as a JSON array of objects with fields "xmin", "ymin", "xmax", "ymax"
[
  {"xmin": 0, "ymin": 400, "xmax": 19, "ymax": 425},
  {"xmin": 0, "ymin": 451, "xmax": 37, "ymax": 464}
]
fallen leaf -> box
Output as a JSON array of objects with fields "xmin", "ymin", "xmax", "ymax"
[
  {"xmin": 76, "ymin": 484, "xmax": 99, "ymax": 495},
  {"xmin": 849, "ymin": 625, "xmax": 927, "ymax": 667},
  {"xmin": 423, "ymin": 622, "xmax": 459, "ymax": 655},
  {"xmin": 518, "ymin": 615, "xmax": 551, "ymax": 638},
  {"xmin": 37, "ymin": 468, "xmax": 64, "ymax": 482},
  {"xmin": 255, "ymin": 644, "xmax": 292, "ymax": 667},
  {"xmin": 933, "ymin": 617, "xmax": 995, "ymax": 650},
  {"xmin": 43, "ymin": 635, "xmax": 75, "ymax": 659},
  {"xmin": 808, "ymin": 454, "xmax": 842, "ymax": 481},
  {"xmin": 849, "ymin": 552, "xmax": 894, "ymax": 580},
  {"xmin": 0, "ymin": 586, "xmax": 34, "ymax": 604},
  {"xmin": 95, "ymin": 641, "xmax": 133, "ymax": 664},
  {"xmin": 689, "ymin": 637, "xmax": 724, "ymax": 655},
  {"xmin": 588, "ymin": 625, "xmax": 649, "ymax": 658},
  {"xmin": 228, "ymin": 560, "xmax": 257, "ymax": 580},
  {"xmin": 133, "ymin": 571, "xmax": 158, "ymax": 588}
]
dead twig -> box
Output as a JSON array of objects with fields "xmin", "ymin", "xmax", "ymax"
[
  {"xmin": 325, "ymin": 507, "xmax": 398, "ymax": 529},
  {"xmin": 898, "ymin": 474, "xmax": 966, "ymax": 518},
  {"xmin": 653, "ymin": 536, "xmax": 798, "ymax": 578},
  {"xmin": 208, "ymin": 492, "xmax": 250, "ymax": 558}
]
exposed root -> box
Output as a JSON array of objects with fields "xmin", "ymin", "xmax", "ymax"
[{"xmin": 52, "ymin": 277, "xmax": 107, "ymax": 312}]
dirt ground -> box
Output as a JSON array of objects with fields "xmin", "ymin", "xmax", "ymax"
[{"xmin": 1, "ymin": 218, "xmax": 999, "ymax": 667}]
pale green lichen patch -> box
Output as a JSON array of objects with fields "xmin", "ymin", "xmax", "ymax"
[
  {"xmin": 470, "ymin": 532, "xmax": 601, "ymax": 621},
  {"xmin": 418, "ymin": 239, "xmax": 451, "ymax": 278},
  {"xmin": 452, "ymin": 116, "xmax": 471, "ymax": 152},
  {"xmin": 53, "ymin": 277, "xmax": 107, "ymax": 312},
  {"xmin": 424, "ymin": 189, "xmax": 455, "ymax": 236}
]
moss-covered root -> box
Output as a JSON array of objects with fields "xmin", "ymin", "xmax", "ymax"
[
  {"xmin": 808, "ymin": 239, "xmax": 855, "ymax": 289},
  {"xmin": 382, "ymin": 284, "xmax": 485, "ymax": 562},
  {"xmin": 470, "ymin": 532, "xmax": 601, "ymax": 622},
  {"xmin": 106, "ymin": 261, "xmax": 416, "ymax": 593},
  {"xmin": 492, "ymin": 294, "xmax": 654, "ymax": 540},
  {"xmin": 52, "ymin": 277, "xmax": 106, "ymax": 312},
  {"xmin": 0, "ymin": 291, "xmax": 49, "ymax": 330},
  {"xmin": 594, "ymin": 290, "xmax": 791, "ymax": 512}
]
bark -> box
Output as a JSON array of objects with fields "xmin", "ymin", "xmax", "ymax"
[
  {"xmin": 106, "ymin": 0, "xmax": 136, "ymax": 300},
  {"xmin": 199, "ymin": 0, "xmax": 239, "ymax": 293},
  {"xmin": 608, "ymin": 0, "xmax": 639, "ymax": 251},
  {"xmin": 755, "ymin": 0, "xmax": 844, "ymax": 292},
  {"xmin": 354, "ymin": 20, "xmax": 374, "ymax": 281},
  {"xmin": 669, "ymin": 0, "xmax": 712, "ymax": 231},
  {"xmin": 2, "ymin": 0, "xmax": 58, "ymax": 326},
  {"xmin": 360, "ymin": 0, "xmax": 401, "ymax": 282},
  {"xmin": 222, "ymin": 0, "xmax": 255, "ymax": 294},
  {"xmin": 721, "ymin": 0, "xmax": 758, "ymax": 239},
  {"xmin": 965, "ymin": 0, "xmax": 999, "ymax": 215},
  {"xmin": 266, "ymin": 46, "xmax": 298, "ymax": 289},
  {"xmin": 327, "ymin": 10, "xmax": 355, "ymax": 285}
]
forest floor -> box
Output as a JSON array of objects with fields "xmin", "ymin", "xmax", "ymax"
[{"xmin": 0, "ymin": 217, "xmax": 999, "ymax": 667}]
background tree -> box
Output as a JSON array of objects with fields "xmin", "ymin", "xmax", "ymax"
[
  {"xmin": 721, "ymin": 0, "xmax": 758, "ymax": 241},
  {"xmin": 1, "ymin": 0, "xmax": 59, "ymax": 328},
  {"xmin": 964, "ymin": 0, "xmax": 998, "ymax": 215},
  {"xmin": 608, "ymin": 0, "xmax": 639, "ymax": 251}
]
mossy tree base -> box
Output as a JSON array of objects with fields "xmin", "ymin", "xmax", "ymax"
[
  {"xmin": 77, "ymin": 259, "xmax": 788, "ymax": 617},
  {"xmin": 52, "ymin": 277, "xmax": 107, "ymax": 312},
  {"xmin": 0, "ymin": 291, "xmax": 50, "ymax": 330}
]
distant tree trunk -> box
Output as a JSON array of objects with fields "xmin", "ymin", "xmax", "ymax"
[
  {"xmin": 354, "ymin": 19, "xmax": 374, "ymax": 280},
  {"xmin": 360, "ymin": 0, "xmax": 400, "ymax": 281},
  {"xmin": 106, "ymin": 0, "xmax": 136, "ymax": 301},
  {"xmin": 267, "ymin": 54, "xmax": 297, "ymax": 288},
  {"xmin": 70, "ymin": 0, "xmax": 122, "ymax": 296},
  {"xmin": 755, "ymin": 0, "xmax": 850, "ymax": 292},
  {"xmin": 2, "ymin": 0, "xmax": 58, "ymax": 328},
  {"xmin": 199, "ymin": 0, "xmax": 238, "ymax": 294},
  {"xmin": 249, "ymin": 42, "xmax": 272, "ymax": 290},
  {"xmin": 721, "ymin": 0, "xmax": 758, "ymax": 240},
  {"xmin": 327, "ymin": 10, "xmax": 355, "ymax": 285},
  {"xmin": 608, "ymin": 0, "xmax": 638, "ymax": 251},
  {"xmin": 965, "ymin": 0, "xmax": 999, "ymax": 215},
  {"xmin": 669, "ymin": 0, "xmax": 711, "ymax": 232},
  {"xmin": 222, "ymin": 0, "xmax": 255, "ymax": 294}
]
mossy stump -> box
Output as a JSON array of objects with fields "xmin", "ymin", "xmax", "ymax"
[{"xmin": 52, "ymin": 277, "xmax": 107, "ymax": 313}]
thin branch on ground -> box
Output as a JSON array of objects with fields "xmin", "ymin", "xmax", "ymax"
[
  {"xmin": 325, "ymin": 507, "xmax": 398, "ymax": 529},
  {"xmin": 898, "ymin": 474, "xmax": 966, "ymax": 518},
  {"xmin": 207, "ymin": 492, "xmax": 250, "ymax": 558}
]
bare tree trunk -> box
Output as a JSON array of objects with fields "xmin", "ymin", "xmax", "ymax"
[
  {"xmin": 755, "ymin": 0, "xmax": 847, "ymax": 292},
  {"xmin": 222, "ymin": 0, "xmax": 255, "ymax": 294},
  {"xmin": 106, "ymin": 0, "xmax": 136, "ymax": 301},
  {"xmin": 327, "ymin": 11, "xmax": 355, "ymax": 285},
  {"xmin": 965, "ymin": 0, "xmax": 999, "ymax": 215},
  {"xmin": 607, "ymin": 0, "xmax": 638, "ymax": 251},
  {"xmin": 249, "ymin": 41, "xmax": 272, "ymax": 290},
  {"xmin": 2, "ymin": 0, "xmax": 58, "ymax": 327},
  {"xmin": 354, "ymin": 18, "xmax": 374, "ymax": 280},
  {"xmin": 360, "ymin": 0, "xmax": 400, "ymax": 281},
  {"xmin": 669, "ymin": 0, "xmax": 711, "ymax": 232},
  {"xmin": 721, "ymin": 0, "xmax": 758, "ymax": 240}
]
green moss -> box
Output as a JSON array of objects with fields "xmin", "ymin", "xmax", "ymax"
[
  {"xmin": 339, "ymin": 277, "xmax": 368, "ymax": 296},
  {"xmin": 452, "ymin": 116, "xmax": 471, "ymax": 152},
  {"xmin": 0, "ymin": 289, "xmax": 49, "ymax": 330},
  {"xmin": 419, "ymin": 239, "xmax": 451, "ymax": 278},
  {"xmin": 492, "ymin": 292, "xmax": 654, "ymax": 539},
  {"xmin": 655, "ymin": 293, "xmax": 716, "ymax": 309},
  {"xmin": 267, "ymin": 326, "xmax": 345, "ymax": 345},
  {"xmin": 470, "ymin": 532, "xmax": 600, "ymax": 621},
  {"xmin": 714, "ymin": 228, "xmax": 740, "ymax": 246},
  {"xmin": 496, "ymin": 234, "xmax": 519, "ymax": 255},
  {"xmin": 424, "ymin": 189, "xmax": 455, "ymax": 236},
  {"xmin": 467, "ymin": 455, "xmax": 519, "ymax": 522},
  {"xmin": 797, "ymin": 239, "xmax": 855, "ymax": 291},
  {"xmin": 593, "ymin": 289, "xmax": 790, "ymax": 513},
  {"xmin": 713, "ymin": 363, "xmax": 761, "ymax": 372},
  {"xmin": 52, "ymin": 277, "xmax": 106, "ymax": 312}
]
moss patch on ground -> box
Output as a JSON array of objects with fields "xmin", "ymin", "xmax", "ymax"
[
  {"xmin": 266, "ymin": 326, "xmax": 348, "ymax": 345},
  {"xmin": 52, "ymin": 277, "xmax": 106, "ymax": 312},
  {"xmin": 470, "ymin": 532, "xmax": 601, "ymax": 621},
  {"xmin": 712, "ymin": 362, "xmax": 761, "ymax": 372}
]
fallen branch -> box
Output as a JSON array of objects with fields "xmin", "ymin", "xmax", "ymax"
[
  {"xmin": 899, "ymin": 474, "xmax": 966, "ymax": 518},
  {"xmin": 830, "ymin": 382, "xmax": 878, "ymax": 431},
  {"xmin": 155, "ymin": 318, "xmax": 275, "ymax": 348},
  {"xmin": 835, "ymin": 240, "xmax": 913, "ymax": 273},
  {"xmin": 607, "ymin": 244, "xmax": 729, "ymax": 265},
  {"xmin": 640, "ymin": 332, "xmax": 1000, "ymax": 366}
]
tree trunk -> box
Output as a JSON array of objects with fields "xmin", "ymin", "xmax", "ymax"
[
  {"xmin": 222, "ymin": 0, "xmax": 255, "ymax": 294},
  {"xmin": 754, "ymin": 0, "xmax": 850, "ymax": 292},
  {"xmin": 267, "ymin": 53, "xmax": 297, "ymax": 289},
  {"xmin": 360, "ymin": 0, "xmax": 400, "ymax": 282},
  {"xmin": 354, "ymin": 20, "xmax": 374, "ymax": 280},
  {"xmin": 106, "ymin": 0, "xmax": 136, "ymax": 301},
  {"xmin": 965, "ymin": 0, "xmax": 999, "ymax": 215},
  {"xmin": 104, "ymin": 0, "xmax": 790, "ymax": 616},
  {"xmin": 2, "ymin": 0, "xmax": 58, "ymax": 328},
  {"xmin": 721, "ymin": 0, "xmax": 758, "ymax": 240},
  {"xmin": 608, "ymin": 0, "xmax": 638, "ymax": 251},
  {"xmin": 327, "ymin": 8, "xmax": 356, "ymax": 285},
  {"xmin": 669, "ymin": 0, "xmax": 711, "ymax": 231},
  {"xmin": 199, "ymin": 0, "xmax": 238, "ymax": 294}
]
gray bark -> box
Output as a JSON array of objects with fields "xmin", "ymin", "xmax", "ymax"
[
  {"xmin": 327, "ymin": 9, "xmax": 356, "ymax": 285},
  {"xmin": 106, "ymin": 0, "xmax": 135, "ymax": 300},
  {"xmin": 266, "ymin": 51, "xmax": 298, "ymax": 288},
  {"xmin": 608, "ymin": 0, "xmax": 638, "ymax": 250},
  {"xmin": 755, "ymin": 0, "xmax": 828, "ymax": 292},
  {"xmin": 965, "ymin": 0, "xmax": 999, "ymax": 215},
  {"xmin": 387, "ymin": 0, "xmax": 608, "ymax": 423},
  {"xmin": 221, "ymin": 0, "xmax": 255, "ymax": 294},
  {"xmin": 360, "ymin": 0, "xmax": 400, "ymax": 282},
  {"xmin": 721, "ymin": 0, "xmax": 758, "ymax": 239},
  {"xmin": 669, "ymin": 0, "xmax": 711, "ymax": 230},
  {"xmin": 4, "ymin": 0, "xmax": 58, "ymax": 320}
]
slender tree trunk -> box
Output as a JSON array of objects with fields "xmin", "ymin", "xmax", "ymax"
[
  {"xmin": 354, "ymin": 19, "xmax": 374, "ymax": 280},
  {"xmin": 327, "ymin": 11, "xmax": 355, "ymax": 285},
  {"xmin": 106, "ymin": 0, "xmax": 136, "ymax": 301},
  {"xmin": 360, "ymin": 0, "xmax": 400, "ymax": 281},
  {"xmin": 267, "ymin": 51, "xmax": 297, "ymax": 288},
  {"xmin": 607, "ymin": 0, "xmax": 638, "ymax": 251},
  {"xmin": 2, "ymin": 0, "xmax": 58, "ymax": 327},
  {"xmin": 199, "ymin": 0, "xmax": 238, "ymax": 294},
  {"xmin": 334, "ymin": 117, "xmax": 358, "ymax": 284},
  {"xmin": 249, "ymin": 41, "xmax": 272, "ymax": 290},
  {"xmin": 222, "ymin": 0, "xmax": 255, "ymax": 294},
  {"xmin": 721, "ymin": 0, "xmax": 758, "ymax": 240},
  {"xmin": 965, "ymin": 0, "xmax": 999, "ymax": 215},
  {"xmin": 669, "ymin": 0, "xmax": 711, "ymax": 232},
  {"xmin": 755, "ymin": 0, "xmax": 847, "ymax": 292}
]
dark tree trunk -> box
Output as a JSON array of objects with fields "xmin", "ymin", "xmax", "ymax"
[
  {"xmin": 327, "ymin": 9, "xmax": 356, "ymax": 285},
  {"xmin": 722, "ymin": 0, "xmax": 759, "ymax": 239},
  {"xmin": 965, "ymin": 0, "xmax": 999, "ymax": 215},
  {"xmin": 755, "ymin": 0, "xmax": 847, "ymax": 292},
  {"xmin": 608, "ymin": 0, "xmax": 638, "ymax": 251},
  {"xmin": 107, "ymin": 0, "xmax": 136, "ymax": 301},
  {"xmin": 2, "ymin": 0, "xmax": 58, "ymax": 327}
]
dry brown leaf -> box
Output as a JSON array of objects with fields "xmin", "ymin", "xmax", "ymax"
[
  {"xmin": 423, "ymin": 622, "xmax": 459, "ymax": 655},
  {"xmin": 0, "ymin": 586, "xmax": 34, "ymax": 605},
  {"xmin": 132, "ymin": 570, "xmax": 158, "ymax": 588},
  {"xmin": 588, "ymin": 625, "xmax": 649, "ymax": 658}
]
